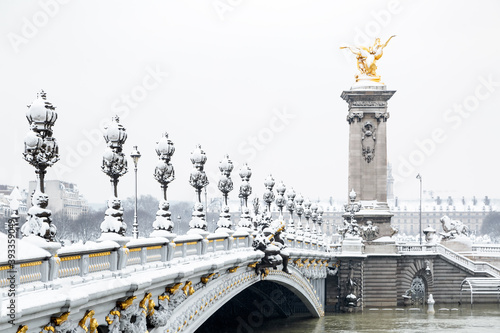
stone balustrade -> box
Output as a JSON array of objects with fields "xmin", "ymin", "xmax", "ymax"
[
  {"xmin": 0, "ymin": 229, "xmax": 336, "ymax": 293},
  {"xmin": 397, "ymin": 243, "xmax": 500, "ymax": 278}
]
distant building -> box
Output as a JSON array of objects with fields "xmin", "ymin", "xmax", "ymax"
[
  {"xmin": 28, "ymin": 180, "xmax": 89, "ymax": 219},
  {"xmin": 388, "ymin": 195, "xmax": 493, "ymax": 236}
]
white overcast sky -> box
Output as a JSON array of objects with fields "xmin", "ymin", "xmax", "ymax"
[{"xmin": 1, "ymin": 0, "xmax": 499, "ymax": 205}]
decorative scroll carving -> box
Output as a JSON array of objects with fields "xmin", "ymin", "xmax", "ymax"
[
  {"xmin": 375, "ymin": 111, "xmax": 390, "ymax": 122},
  {"xmin": 361, "ymin": 121, "xmax": 377, "ymax": 163},
  {"xmin": 347, "ymin": 111, "xmax": 364, "ymax": 124}
]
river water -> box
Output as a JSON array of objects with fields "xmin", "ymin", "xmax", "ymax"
[{"xmin": 253, "ymin": 304, "xmax": 500, "ymax": 333}]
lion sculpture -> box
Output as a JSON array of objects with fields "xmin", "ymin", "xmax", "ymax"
[{"xmin": 440, "ymin": 215, "xmax": 470, "ymax": 240}]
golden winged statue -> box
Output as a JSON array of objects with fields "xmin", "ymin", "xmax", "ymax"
[{"xmin": 340, "ymin": 35, "xmax": 395, "ymax": 82}]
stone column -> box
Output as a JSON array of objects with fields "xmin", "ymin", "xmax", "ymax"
[{"xmin": 341, "ymin": 84, "xmax": 396, "ymax": 238}]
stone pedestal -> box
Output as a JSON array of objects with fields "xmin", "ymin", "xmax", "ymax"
[
  {"xmin": 440, "ymin": 235, "xmax": 472, "ymax": 252},
  {"xmin": 341, "ymin": 83, "xmax": 396, "ymax": 238},
  {"xmin": 364, "ymin": 236, "xmax": 398, "ymax": 254},
  {"xmin": 342, "ymin": 235, "xmax": 363, "ymax": 254}
]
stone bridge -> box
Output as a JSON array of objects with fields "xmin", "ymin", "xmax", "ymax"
[
  {"xmin": 1, "ymin": 230, "xmax": 334, "ymax": 333},
  {"xmin": 4, "ymin": 228, "xmax": 500, "ymax": 333}
]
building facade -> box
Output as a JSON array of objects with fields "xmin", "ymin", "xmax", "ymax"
[{"xmin": 28, "ymin": 180, "xmax": 89, "ymax": 219}]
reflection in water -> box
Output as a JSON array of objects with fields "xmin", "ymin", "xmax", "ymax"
[{"xmin": 255, "ymin": 305, "xmax": 500, "ymax": 333}]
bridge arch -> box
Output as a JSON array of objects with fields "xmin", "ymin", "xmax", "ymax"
[{"xmin": 154, "ymin": 265, "xmax": 325, "ymax": 333}]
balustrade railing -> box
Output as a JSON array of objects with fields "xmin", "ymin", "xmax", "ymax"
[
  {"xmin": 1, "ymin": 229, "xmax": 334, "ymax": 288},
  {"xmin": 472, "ymin": 244, "xmax": 500, "ymax": 253},
  {"xmin": 88, "ymin": 251, "xmax": 113, "ymax": 273},
  {"xmin": 19, "ymin": 261, "xmax": 43, "ymax": 284},
  {"xmin": 58, "ymin": 255, "xmax": 81, "ymax": 278},
  {"xmin": 398, "ymin": 243, "xmax": 500, "ymax": 278},
  {"xmin": 0, "ymin": 264, "xmax": 12, "ymax": 288}
]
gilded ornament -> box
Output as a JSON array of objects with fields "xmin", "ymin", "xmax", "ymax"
[{"xmin": 340, "ymin": 36, "xmax": 396, "ymax": 82}]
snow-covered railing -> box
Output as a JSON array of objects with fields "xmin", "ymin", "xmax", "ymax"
[
  {"xmin": 19, "ymin": 260, "xmax": 44, "ymax": 284},
  {"xmin": 172, "ymin": 234, "xmax": 203, "ymax": 258},
  {"xmin": 207, "ymin": 233, "xmax": 229, "ymax": 253},
  {"xmin": 58, "ymin": 255, "xmax": 81, "ymax": 278},
  {"xmin": 472, "ymin": 244, "xmax": 500, "ymax": 253},
  {"xmin": 398, "ymin": 243, "xmax": 500, "ymax": 278},
  {"xmin": 0, "ymin": 264, "xmax": 12, "ymax": 288},
  {"xmin": 232, "ymin": 231, "xmax": 252, "ymax": 249},
  {"xmin": 88, "ymin": 251, "xmax": 113, "ymax": 273},
  {"xmin": 126, "ymin": 238, "xmax": 169, "ymax": 266},
  {"xmin": 0, "ymin": 230, "xmax": 334, "ymax": 289}
]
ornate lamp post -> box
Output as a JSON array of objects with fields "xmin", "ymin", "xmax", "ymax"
[
  {"xmin": 295, "ymin": 193, "xmax": 305, "ymax": 236},
  {"xmin": 151, "ymin": 133, "xmax": 176, "ymax": 239},
  {"xmin": 102, "ymin": 116, "xmax": 128, "ymax": 195},
  {"xmin": 286, "ymin": 188, "xmax": 296, "ymax": 234},
  {"xmin": 252, "ymin": 197, "xmax": 261, "ymax": 230},
  {"xmin": 237, "ymin": 163, "xmax": 253, "ymax": 230},
  {"xmin": 188, "ymin": 144, "xmax": 209, "ymax": 233},
  {"xmin": 100, "ymin": 116, "xmax": 128, "ymax": 237},
  {"xmin": 317, "ymin": 206, "xmax": 324, "ymax": 241},
  {"xmin": 303, "ymin": 198, "xmax": 312, "ymax": 238},
  {"xmin": 130, "ymin": 146, "xmax": 141, "ymax": 239},
  {"xmin": 275, "ymin": 181, "xmax": 287, "ymax": 220},
  {"xmin": 154, "ymin": 133, "xmax": 175, "ymax": 200},
  {"xmin": 21, "ymin": 90, "xmax": 59, "ymax": 242},
  {"xmin": 216, "ymin": 154, "xmax": 234, "ymax": 232},
  {"xmin": 262, "ymin": 174, "xmax": 275, "ymax": 217},
  {"xmin": 343, "ymin": 189, "xmax": 361, "ymax": 237},
  {"xmin": 311, "ymin": 202, "xmax": 318, "ymax": 240}
]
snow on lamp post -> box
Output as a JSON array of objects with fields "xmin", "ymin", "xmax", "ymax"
[
  {"xmin": 295, "ymin": 193, "xmax": 305, "ymax": 236},
  {"xmin": 275, "ymin": 181, "xmax": 287, "ymax": 219},
  {"xmin": 216, "ymin": 154, "xmax": 234, "ymax": 233},
  {"xmin": 262, "ymin": 174, "xmax": 276, "ymax": 222},
  {"xmin": 100, "ymin": 116, "xmax": 128, "ymax": 238},
  {"xmin": 303, "ymin": 198, "xmax": 312, "ymax": 238},
  {"xmin": 21, "ymin": 90, "xmax": 59, "ymax": 242},
  {"xmin": 237, "ymin": 163, "xmax": 253, "ymax": 230},
  {"xmin": 130, "ymin": 146, "xmax": 141, "ymax": 239},
  {"xmin": 151, "ymin": 133, "xmax": 176, "ymax": 240},
  {"xmin": 343, "ymin": 189, "xmax": 361, "ymax": 238},
  {"xmin": 188, "ymin": 144, "xmax": 209, "ymax": 234},
  {"xmin": 317, "ymin": 206, "xmax": 324, "ymax": 242},
  {"xmin": 285, "ymin": 187, "xmax": 296, "ymax": 234},
  {"xmin": 311, "ymin": 202, "xmax": 319, "ymax": 240}
]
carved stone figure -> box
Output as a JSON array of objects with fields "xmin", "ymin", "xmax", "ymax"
[
  {"xmin": 344, "ymin": 261, "xmax": 360, "ymax": 309},
  {"xmin": 216, "ymin": 205, "xmax": 232, "ymax": 230},
  {"xmin": 100, "ymin": 196, "xmax": 126, "ymax": 235},
  {"xmin": 361, "ymin": 121, "xmax": 377, "ymax": 163},
  {"xmin": 440, "ymin": 215, "xmax": 470, "ymax": 240},
  {"xmin": 152, "ymin": 200, "xmax": 173, "ymax": 232},
  {"xmin": 362, "ymin": 220, "xmax": 379, "ymax": 241},
  {"xmin": 339, "ymin": 218, "xmax": 361, "ymax": 238},
  {"xmin": 21, "ymin": 191, "xmax": 56, "ymax": 241},
  {"xmin": 252, "ymin": 219, "xmax": 290, "ymax": 275}
]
